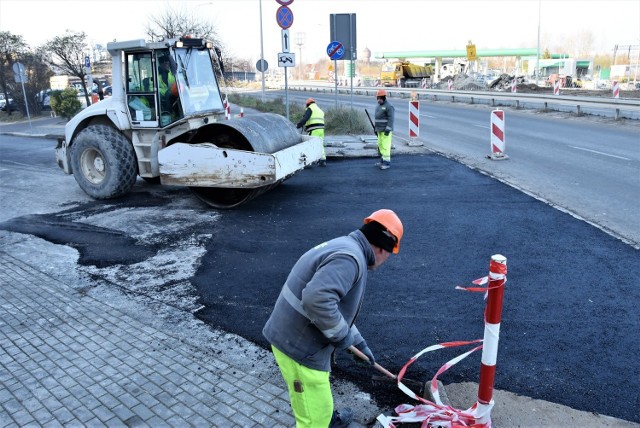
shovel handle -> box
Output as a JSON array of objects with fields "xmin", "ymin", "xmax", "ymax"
[{"xmin": 348, "ymin": 345, "xmax": 397, "ymax": 380}]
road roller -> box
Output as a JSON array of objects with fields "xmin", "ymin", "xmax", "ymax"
[{"xmin": 55, "ymin": 37, "xmax": 322, "ymax": 209}]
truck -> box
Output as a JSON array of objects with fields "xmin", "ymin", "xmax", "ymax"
[
  {"xmin": 380, "ymin": 61, "xmax": 434, "ymax": 87},
  {"xmin": 55, "ymin": 37, "xmax": 322, "ymax": 209}
]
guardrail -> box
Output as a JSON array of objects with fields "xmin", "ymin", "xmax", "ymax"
[{"xmin": 287, "ymin": 83, "xmax": 640, "ymax": 120}]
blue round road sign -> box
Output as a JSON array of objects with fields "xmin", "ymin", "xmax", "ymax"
[
  {"xmin": 276, "ymin": 6, "xmax": 294, "ymax": 29},
  {"xmin": 256, "ymin": 59, "xmax": 268, "ymax": 72},
  {"xmin": 326, "ymin": 41, "xmax": 344, "ymax": 60}
]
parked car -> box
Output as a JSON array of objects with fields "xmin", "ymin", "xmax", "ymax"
[
  {"xmin": 102, "ymin": 85, "xmax": 112, "ymax": 96},
  {"xmin": 0, "ymin": 94, "xmax": 16, "ymax": 111}
]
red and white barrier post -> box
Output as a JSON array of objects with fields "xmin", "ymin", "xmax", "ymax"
[
  {"xmin": 511, "ymin": 79, "xmax": 517, "ymax": 93},
  {"xmin": 553, "ymin": 80, "xmax": 560, "ymax": 96},
  {"xmin": 448, "ymin": 79, "xmax": 453, "ymax": 91},
  {"xmin": 407, "ymin": 93, "xmax": 424, "ymax": 147},
  {"xmin": 223, "ymin": 97, "xmax": 231, "ymax": 120},
  {"xmin": 409, "ymin": 100, "xmax": 419, "ymax": 138},
  {"xmin": 488, "ymin": 109, "xmax": 508, "ymax": 160},
  {"xmin": 612, "ymin": 81, "xmax": 620, "ymax": 99},
  {"xmin": 473, "ymin": 254, "xmax": 507, "ymax": 425},
  {"xmin": 240, "ymin": 107, "xmax": 244, "ymax": 118}
]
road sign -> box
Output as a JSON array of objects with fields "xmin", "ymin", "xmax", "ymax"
[
  {"xmin": 85, "ymin": 56, "xmax": 91, "ymax": 68},
  {"xmin": 276, "ymin": 5, "xmax": 293, "ymax": 29},
  {"xmin": 256, "ymin": 59, "xmax": 268, "ymax": 72},
  {"xmin": 278, "ymin": 52, "xmax": 295, "ymax": 68},
  {"xmin": 275, "ymin": 0, "xmax": 294, "ymax": 4},
  {"xmin": 330, "ymin": 13, "xmax": 357, "ymax": 60},
  {"xmin": 12, "ymin": 62, "xmax": 25, "ymax": 75},
  {"xmin": 466, "ymin": 42, "xmax": 477, "ymax": 61},
  {"xmin": 326, "ymin": 41, "xmax": 344, "ymax": 60},
  {"xmin": 12, "ymin": 62, "xmax": 27, "ymax": 83},
  {"xmin": 281, "ymin": 29, "xmax": 290, "ymax": 53}
]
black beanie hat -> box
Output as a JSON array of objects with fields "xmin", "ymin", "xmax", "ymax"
[{"xmin": 360, "ymin": 221, "xmax": 396, "ymax": 253}]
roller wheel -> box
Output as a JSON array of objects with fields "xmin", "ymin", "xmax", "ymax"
[
  {"xmin": 141, "ymin": 176, "xmax": 161, "ymax": 185},
  {"xmin": 190, "ymin": 185, "xmax": 277, "ymax": 210},
  {"xmin": 70, "ymin": 125, "xmax": 137, "ymax": 199}
]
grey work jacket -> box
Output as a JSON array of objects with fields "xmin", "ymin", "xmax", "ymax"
[
  {"xmin": 263, "ymin": 230, "xmax": 374, "ymax": 371},
  {"xmin": 374, "ymin": 100, "xmax": 395, "ymax": 132}
]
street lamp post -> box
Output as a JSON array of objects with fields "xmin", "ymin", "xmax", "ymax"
[
  {"xmin": 259, "ymin": 0, "xmax": 266, "ymax": 101},
  {"xmin": 536, "ymin": 0, "xmax": 541, "ymax": 86},
  {"xmin": 295, "ymin": 32, "xmax": 305, "ymax": 81}
]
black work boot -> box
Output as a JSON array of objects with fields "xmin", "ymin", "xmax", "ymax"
[
  {"xmin": 319, "ymin": 159, "xmax": 327, "ymax": 167},
  {"xmin": 329, "ymin": 407, "xmax": 353, "ymax": 427}
]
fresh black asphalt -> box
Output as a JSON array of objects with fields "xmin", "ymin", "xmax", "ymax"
[
  {"xmin": 191, "ymin": 153, "xmax": 639, "ymax": 423},
  {"xmin": 2, "ymin": 147, "xmax": 637, "ymax": 422}
]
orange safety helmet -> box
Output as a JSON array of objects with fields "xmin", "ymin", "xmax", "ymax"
[
  {"xmin": 376, "ymin": 89, "xmax": 387, "ymax": 97},
  {"xmin": 305, "ymin": 97, "xmax": 315, "ymax": 107},
  {"xmin": 364, "ymin": 209, "xmax": 403, "ymax": 253}
]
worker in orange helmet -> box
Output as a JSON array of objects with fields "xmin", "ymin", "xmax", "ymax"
[
  {"xmin": 296, "ymin": 98, "xmax": 326, "ymax": 167},
  {"xmin": 263, "ymin": 209, "xmax": 403, "ymax": 427},
  {"xmin": 374, "ymin": 89, "xmax": 395, "ymax": 170}
]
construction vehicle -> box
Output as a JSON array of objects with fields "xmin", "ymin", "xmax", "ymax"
[
  {"xmin": 55, "ymin": 37, "xmax": 322, "ymax": 209},
  {"xmin": 380, "ymin": 61, "xmax": 434, "ymax": 87}
]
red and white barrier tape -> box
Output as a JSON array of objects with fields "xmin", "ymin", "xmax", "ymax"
[
  {"xmin": 377, "ymin": 260, "xmax": 507, "ymax": 428},
  {"xmin": 376, "ymin": 340, "xmax": 488, "ymax": 428}
]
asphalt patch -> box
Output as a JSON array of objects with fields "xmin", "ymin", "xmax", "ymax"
[
  {"xmin": 192, "ymin": 154, "xmax": 640, "ymax": 422},
  {"xmin": 0, "ymin": 213, "xmax": 156, "ymax": 268}
]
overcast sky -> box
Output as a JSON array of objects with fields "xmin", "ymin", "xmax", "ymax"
[{"xmin": 2, "ymin": 0, "xmax": 639, "ymax": 64}]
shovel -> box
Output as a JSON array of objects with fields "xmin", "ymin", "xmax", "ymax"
[{"xmin": 348, "ymin": 346, "xmax": 426, "ymax": 396}]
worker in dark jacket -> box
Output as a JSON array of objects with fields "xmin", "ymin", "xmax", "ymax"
[
  {"xmin": 296, "ymin": 98, "xmax": 326, "ymax": 166},
  {"xmin": 374, "ymin": 89, "xmax": 395, "ymax": 170},
  {"xmin": 263, "ymin": 209, "xmax": 404, "ymax": 427}
]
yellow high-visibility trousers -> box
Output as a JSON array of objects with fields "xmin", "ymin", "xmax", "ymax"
[
  {"xmin": 272, "ymin": 345, "xmax": 333, "ymax": 427},
  {"xmin": 377, "ymin": 131, "xmax": 392, "ymax": 161},
  {"xmin": 310, "ymin": 128, "xmax": 326, "ymax": 160}
]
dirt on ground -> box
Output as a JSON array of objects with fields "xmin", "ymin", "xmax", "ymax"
[{"xmin": 435, "ymin": 73, "xmax": 640, "ymax": 99}]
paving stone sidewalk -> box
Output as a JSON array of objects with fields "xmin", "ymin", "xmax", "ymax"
[{"xmin": 0, "ymin": 251, "xmax": 295, "ymax": 427}]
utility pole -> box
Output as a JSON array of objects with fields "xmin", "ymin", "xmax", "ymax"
[{"xmin": 295, "ymin": 32, "xmax": 305, "ymax": 81}]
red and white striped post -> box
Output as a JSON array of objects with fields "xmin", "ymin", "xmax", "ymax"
[
  {"xmin": 553, "ymin": 80, "xmax": 560, "ymax": 96},
  {"xmin": 409, "ymin": 100, "xmax": 419, "ymax": 139},
  {"xmin": 448, "ymin": 79, "xmax": 453, "ymax": 91},
  {"xmin": 240, "ymin": 107, "xmax": 244, "ymax": 118},
  {"xmin": 489, "ymin": 109, "xmax": 508, "ymax": 160},
  {"xmin": 612, "ymin": 81, "xmax": 620, "ymax": 99},
  {"xmin": 511, "ymin": 79, "xmax": 517, "ymax": 93},
  {"xmin": 474, "ymin": 254, "xmax": 507, "ymax": 425},
  {"xmin": 223, "ymin": 97, "xmax": 231, "ymax": 120}
]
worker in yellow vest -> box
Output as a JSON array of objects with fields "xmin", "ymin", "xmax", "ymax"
[
  {"xmin": 297, "ymin": 98, "xmax": 326, "ymax": 167},
  {"xmin": 374, "ymin": 89, "xmax": 395, "ymax": 170},
  {"xmin": 158, "ymin": 53, "xmax": 177, "ymax": 120}
]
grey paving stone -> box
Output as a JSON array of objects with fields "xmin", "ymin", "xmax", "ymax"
[{"xmin": 0, "ymin": 253, "xmax": 311, "ymax": 427}]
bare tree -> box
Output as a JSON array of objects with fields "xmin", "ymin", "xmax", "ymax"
[
  {"xmin": 24, "ymin": 47, "xmax": 54, "ymax": 113},
  {"xmin": 44, "ymin": 30, "xmax": 92, "ymax": 107},
  {"xmin": 145, "ymin": 4, "xmax": 222, "ymax": 47},
  {"xmin": 575, "ymin": 30, "xmax": 595, "ymax": 58},
  {"xmin": 0, "ymin": 31, "xmax": 28, "ymax": 115}
]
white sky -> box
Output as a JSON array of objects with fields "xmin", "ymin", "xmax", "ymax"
[{"xmin": 1, "ymin": 0, "xmax": 639, "ymax": 65}]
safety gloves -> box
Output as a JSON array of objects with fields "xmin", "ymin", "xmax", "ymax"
[{"xmin": 354, "ymin": 339, "xmax": 375, "ymax": 365}]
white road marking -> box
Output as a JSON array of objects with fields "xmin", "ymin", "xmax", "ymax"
[{"xmin": 569, "ymin": 146, "xmax": 631, "ymax": 160}]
